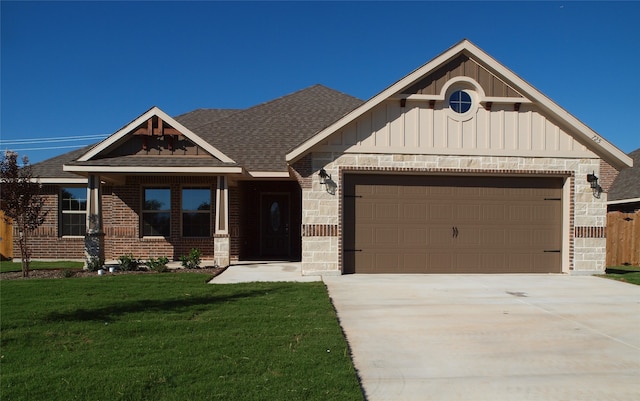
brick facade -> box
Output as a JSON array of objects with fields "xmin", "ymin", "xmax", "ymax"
[{"xmin": 19, "ymin": 177, "xmax": 226, "ymax": 263}]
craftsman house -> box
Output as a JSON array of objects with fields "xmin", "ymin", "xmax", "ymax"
[{"xmin": 24, "ymin": 40, "xmax": 632, "ymax": 275}]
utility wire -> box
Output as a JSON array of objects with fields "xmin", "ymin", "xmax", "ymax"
[
  {"xmin": 0, "ymin": 134, "xmax": 106, "ymax": 145},
  {"xmin": 3, "ymin": 144, "xmax": 92, "ymax": 152}
]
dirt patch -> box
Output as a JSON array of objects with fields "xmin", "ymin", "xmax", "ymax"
[{"xmin": 0, "ymin": 267, "xmax": 227, "ymax": 281}]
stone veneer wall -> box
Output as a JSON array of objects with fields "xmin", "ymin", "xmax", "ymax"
[{"xmin": 300, "ymin": 153, "xmax": 607, "ymax": 275}]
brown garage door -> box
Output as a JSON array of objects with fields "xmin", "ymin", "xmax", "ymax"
[{"xmin": 343, "ymin": 174, "xmax": 563, "ymax": 274}]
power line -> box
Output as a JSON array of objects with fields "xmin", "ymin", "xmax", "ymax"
[
  {"xmin": 0, "ymin": 134, "xmax": 106, "ymax": 145},
  {"xmin": 2, "ymin": 144, "xmax": 92, "ymax": 152}
]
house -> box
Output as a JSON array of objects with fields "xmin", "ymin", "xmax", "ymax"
[
  {"xmin": 606, "ymin": 148, "xmax": 640, "ymax": 266},
  {"xmin": 23, "ymin": 40, "xmax": 633, "ymax": 275}
]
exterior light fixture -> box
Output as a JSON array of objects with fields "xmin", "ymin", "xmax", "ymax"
[
  {"xmin": 586, "ymin": 172, "xmax": 602, "ymax": 198},
  {"xmin": 318, "ymin": 168, "xmax": 337, "ymax": 195},
  {"xmin": 318, "ymin": 168, "xmax": 331, "ymax": 184}
]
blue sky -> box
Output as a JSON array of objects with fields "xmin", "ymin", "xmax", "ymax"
[{"xmin": 1, "ymin": 1, "xmax": 639, "ymax": 164}]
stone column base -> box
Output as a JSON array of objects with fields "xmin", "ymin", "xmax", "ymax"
[{"xmin": 213, "ymin": 235, "xmax": 230, "ymax": 267}]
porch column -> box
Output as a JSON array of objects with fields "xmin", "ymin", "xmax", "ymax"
[
  {"xmin": 213, "ymin": 176, "xmax": 230, "ymax": 267},
  {"xmin": 84, "ymin": 174, "xmax": 105, "ymax": 268}
]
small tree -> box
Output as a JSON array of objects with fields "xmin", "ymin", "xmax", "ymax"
[{"xmin": 0, "ymin": 151, "xmax": 47, "ymax": 277}]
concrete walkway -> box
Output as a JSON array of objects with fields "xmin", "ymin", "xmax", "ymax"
[
  {"xmin": 209, "ymin": 261, "xmax": 321, "ymax": 284},
  {"xmin": 323, "ymin": 274, "xmax": 640, "ymax": 401}
]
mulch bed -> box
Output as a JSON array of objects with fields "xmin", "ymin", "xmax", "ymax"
[{"xmin": 0, "ymin": 266, "xmax": 227, "ymax": 281}]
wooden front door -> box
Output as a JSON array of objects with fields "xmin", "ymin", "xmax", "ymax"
[{"xmin": 261, "ymin": 193, "xmax": 290, "ymax": 258}]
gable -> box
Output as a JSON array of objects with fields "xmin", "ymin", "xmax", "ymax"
[
  {"xmin": 102, "ymin": 115, "xmax": 213, "ymax": 158},
  {"xmin": 76, "ymin": 106, "xmax": 234, "ymax": 164},
  {"xmin": 401, "ymin": 54, "xmax": 523, "ymax": 99},
  {"xmin": 287, "ymin": 40, "xmax": 632, "ymax": 170}
]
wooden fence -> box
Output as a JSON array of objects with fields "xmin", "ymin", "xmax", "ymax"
[
  {"xmin": 606, "ymin": 209, "xmax": 640, "ymax": 267},
  {"xmin": 0, "ymin": 210, "xmax": 13, "ymax": 260}
]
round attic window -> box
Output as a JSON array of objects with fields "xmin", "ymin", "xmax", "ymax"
[{"xmin": 449, "ymin": 90, "xmax": 473, "ymax": 113}]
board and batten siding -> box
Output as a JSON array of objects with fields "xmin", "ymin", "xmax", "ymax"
[{"xmin": 319, "ymin": 100, "xmax": 595, "ymax": 159}]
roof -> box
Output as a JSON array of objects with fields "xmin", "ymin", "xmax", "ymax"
[
  {"xmin": 192, "ymin": 84, "xmax": 363, "ymax": 172},
  {"xmin": 46, "ymin": 85, "xmax": 361, "ymax": 180},
  {"xmin": 608, "ymin": 148, "xmax": 640, "ymax": 202},
  {"xmin": 31, "ymin": 145, "xmax": 94, "ymax": 182},
  {"xmin": 286, "ymin": 39, "xmax": 633, "ymax": 171},
  {"xmin": 174, "ymin": 108, "xmax": 241, "ymax": 129}
]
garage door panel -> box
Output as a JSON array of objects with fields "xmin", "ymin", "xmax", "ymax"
[
  {"xmin": 403, "ymin": 253, "xmax": 428, "ymax": 273},
  {"xmin": 403, "ymin": 203, "xmax": 427, "ymax": 221},
  {"xmin": 428, "ymin": 253, "xmax": 453, "ymax": 272},
  {"xmin": 344, "ymin": 174, "xmax": 563, "ymax": 274},
  {"xmin": 455, "ymin": 204, "xmax": 481, "ymax": 222},
  {"xmin": 429, "ymin": 203, "xmax": 454, "ymax": 220},
  {"xmin": 456, "ymin": 226, "xmax": 481, "ymax": 247},
  {"xmin": 375, "ymin": 204, "xmax": 399, "ymax": 221},
  {"xmin": 427, "ymin": 227, "xmax": 453, "ymax": 247},
  {"xmin": 403, "ymin": 228, "xmax": 427, "ymax": 245},
  {"xmin": 482, "ymin": 204, "xmax": 507, "ymax": 221},
  {"xmin": 374, "ymin": 227, "xmax": 400, "ymax": 247}
]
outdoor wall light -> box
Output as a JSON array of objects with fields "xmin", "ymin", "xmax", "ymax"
[
  {"xmin": 318, "ymin": 168, "xmax": 337, "ymax": 195},
  {"xmin": 587, "ymin": 172, "xmax": 602, "ymax": 198},
  {"xmin": 318, "ymin": 168, "xmax": 330, "ymax": 184}
]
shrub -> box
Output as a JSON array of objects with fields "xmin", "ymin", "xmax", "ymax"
[
  {"xmin": 146, "ymin": 256, "xmax": 170, "ymax": 273},
  {"xmin": 180, "ymin": 248, "xmax": 201, "ymax": 269},
  {"xmin": 117, "ymin": 254, "xmax": 141, "ymax": 271},
  {"xmin": 86, "ymin": 257, "xmax": 104, "ymax": 272},
  {"xmin": 62, "ymin": 269, "xmax": 76, "ymax": 278}
]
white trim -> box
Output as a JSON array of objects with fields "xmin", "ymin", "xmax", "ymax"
[
  {"xmin": 77, "ymin": 106, "xmax": 235, "ymax": 163},
  {"xmin": 63, "ymin": 165, "xmax": 243, "ymax": 174},
  {"xmin": 286, "ymin": 39, "xmax": 632, "ymax": 170},
  {"xmin": 215, "ymin": 176, "xmax": 229, "ymax": 235},
  {"xmin": 32, "ymin": 178, "xmax": 88, "ymax": 184},
  {"xmin": 248, "ymin": 171, "xmax": 292, "ymax": 178},
  {"xmin": 607, "ymin": 197, "xmax": 640, "ymax": 205},
  {"xmin": 483, "ymin": 96, "xmax": 531, "ymax": 104}
]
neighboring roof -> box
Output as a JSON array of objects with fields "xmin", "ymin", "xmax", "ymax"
[
  {"xmin": 608, "ymin": 148, "xmax": 640, "ymax": 202},
  {"xmin": 286, "ymin": 39, "xmax": 633, "ymax": 171},
  {"xmin": 192, "ymin": 84, "xmax": 363, "ymax": 172}
]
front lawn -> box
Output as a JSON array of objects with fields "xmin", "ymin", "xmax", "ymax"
[
  {"xmin": 602, "ymin": 266, "xmax": 640, "ymax": 285},
  {"xmin": 0, "ymin": 260, "xmax": 84, "ymax": 273},
  {"xmin": 0, "ymin": 274, "xmax": 363, "ymax": 400}
]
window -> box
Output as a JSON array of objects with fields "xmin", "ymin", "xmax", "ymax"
[
  {"xmin": 182, "ymin": 188, "xmax": 211, "ymax": 237},
  {"xmin": 60, "ymin": 187, "xmax": 87, "ymax": 236},
  {"xmin": 142, "ymin": 188, "xmax": 170, "ymax": 237},
  {"xmin": 449, "ymin": 90, "xmax": 473, "ymax": 113}
]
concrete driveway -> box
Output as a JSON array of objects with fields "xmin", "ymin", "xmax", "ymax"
[{"xmin": 323, "ymin": 274, "xmax": 640, "ymax": 401}]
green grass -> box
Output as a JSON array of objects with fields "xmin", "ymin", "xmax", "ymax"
[
  {"xmin": 0, "ymin": 260, "xmax": 84, "ymax": 273},
  {"xmin": 602, "ymin": 266, "xmax": 640, "ymax": 285},
  {"xmin": 0, "ymin": 274, "xmax": 363, "ymax": 401}
]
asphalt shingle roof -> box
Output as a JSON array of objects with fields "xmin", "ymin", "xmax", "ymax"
[
  {"xmin": 30, "ymin": 84, "xmax": 363, "ymax": 178},
  {"xmin": 31, "ymin": 145, "xmax": 96, "ymax": 179},
  {"xmin": 174, "ymin": 108, "xmax": 241, "ymax": 130},
  {"xmin": 192, "ymin": 84, "xmax": 363, "ymax": 171},
  {"xmin": 608, "ymin": 148, "xmax": 640, "ymax": 201}
]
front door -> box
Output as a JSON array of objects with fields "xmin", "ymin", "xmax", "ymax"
[{"xmin": 261, "ymin": 193, "xmax": 290, "ymax": 258}]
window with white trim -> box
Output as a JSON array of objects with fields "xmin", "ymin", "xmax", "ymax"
[
  {"xmin": 182, "ymin": 188, "xmax": 211, "ymax": 237},
  {"xmin": 449, "ymin": 90, "xmax": 473, "ymax": 113},
  {"xmin": 142, "ymin": 188, "xmax": 171, "ymax": 237},
  {"xmin": 60, "ymin": 187, "xmax": 87, "ymax": 236}
]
